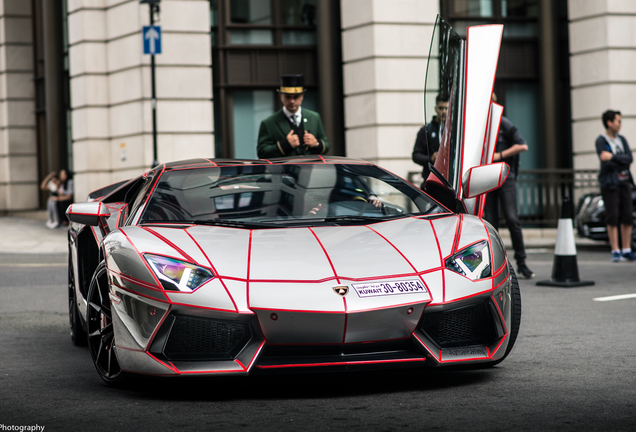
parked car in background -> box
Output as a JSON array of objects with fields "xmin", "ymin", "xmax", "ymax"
[{"xmin": 576, "ymin": 189, "xmax": 636, "ymax": 247}]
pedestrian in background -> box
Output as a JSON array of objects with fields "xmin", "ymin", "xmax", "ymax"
[
  {"xmin": 412, "ymin": 95, "xmax": 448, "ymax": 189},
  {"xmin": 40, "ymin": 171, "xmax": 60, "ymax": 229},
  {"xmin": 56, "ymin": 169, "xmax": 74, "ymax": 227},
  {"xmin": 257, "ymin": 74, "xmax": 329, "ymax": 159},
  {"xmin": 483, "ymin": 94, "xmax": 534, "ymax": 279},
  {"xmin": 596, "ymin": 109, "xmax": 636, "ymax": 262}
]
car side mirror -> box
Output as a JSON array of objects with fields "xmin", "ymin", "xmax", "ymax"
[
  {"xmin": 66, "ymin": 202, "xmax": 111, "ymax": 226},
  {"xmin": 462, "ymin": 162, "xmax": 510, "ymax": 199}
]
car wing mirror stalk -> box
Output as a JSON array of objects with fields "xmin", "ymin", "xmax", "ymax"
[
  {"xmin": 66, "ymin": 202, "xmax": 112, "ymax": 235},
  {"xmin": 425, "ymin": 168, "xmax": 467, "ymax": 214}
]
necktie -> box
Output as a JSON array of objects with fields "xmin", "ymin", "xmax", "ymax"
[{"xmin": 291, "ymin": 115, "xmax": 298, "ymax": 126}]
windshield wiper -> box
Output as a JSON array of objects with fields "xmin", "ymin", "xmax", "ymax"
[
  {"xmin": 142, "ymin": 219, "xmax": 280, "ymax": 229},
  {"xmin": 322, "ymin": 215, "xmax": 398, "ymax": 223},
  {"xmin": 190, "ymin": 219, "xmax": 282, "ymax": 229}
]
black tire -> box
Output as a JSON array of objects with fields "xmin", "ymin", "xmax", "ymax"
[
  {"xmin": 486, "ymin": 265, "xmax": 522, "ymax": 366},
  {"xmin": 68, "ymin": 256, "xmax": 87, "ymax": 346},
  {"xmin": 86, "ymin": 261, "xmax": 127, "ymax": 385}
]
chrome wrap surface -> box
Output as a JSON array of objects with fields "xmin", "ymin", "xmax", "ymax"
[{"xmin": 97, "ymin": 213, "xmax": 513, "ymax": 373}]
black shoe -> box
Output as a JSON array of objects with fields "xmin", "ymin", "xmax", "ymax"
[{"xmin": 517, "ymin": 262, "xmax": 534, "ymax": 279}]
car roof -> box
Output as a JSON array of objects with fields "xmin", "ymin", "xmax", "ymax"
[
  {"xmin": 160, "ymin": 156, "xmax": 371, "ymax": 170},
  {"xmin": 90, "ymin": 156, "xmax": 377, "ymax": 201}
]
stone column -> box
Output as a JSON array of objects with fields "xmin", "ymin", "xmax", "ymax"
[
  {"xmin": 569, "ymin": 0, "xmax": 636, "ymax": 173},
  {"xmin": 67, "ymin": 0, "xmax": 213, "ymax": 201},
  {"xmin": 340, "ymin": 0, "xmax": 439, "ymax": 178},
  {"xmin": 539, "ymin": 0, "xmax": 558, "ymax": 169},
  {"xmin": 0, "ymin": 0, "xmax": 37, "ymax": 211}
]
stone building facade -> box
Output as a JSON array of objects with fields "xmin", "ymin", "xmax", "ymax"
[
  {"xmin": 1, "ymin": 0, "xmax": 635, "ymax": 211},
  {"xmin": 0, "ymin": 0, "xmax": 38, "ymax": 210},
  {"xmin": 568, "ymin": 0, "xmax": 636, "ymax": 170}
]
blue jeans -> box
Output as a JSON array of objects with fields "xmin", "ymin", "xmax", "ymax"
[{"xmin": 483, "ymin": 177, "xmax": 527, "ymax": 265}]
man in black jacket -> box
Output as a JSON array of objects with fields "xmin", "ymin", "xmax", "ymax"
[
  {"xmin": 596, "ymin": 109, "xmax": 636, "ymax": 262},
  {"xmin": 412, "ymin": 95, "xmax": 448, "ymax": 189},
  {"xmin": 484, "ymin": 110, "xmax": 534, "ymax": 279}
]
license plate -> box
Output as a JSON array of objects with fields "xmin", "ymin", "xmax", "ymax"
[{"xmin": 352, "ymin": 279, "xmax": 427, "ymax": 298}]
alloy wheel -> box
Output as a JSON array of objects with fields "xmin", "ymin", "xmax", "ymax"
[{"xmin": 87, "ymin": 262, "xmax": 123, "ymax": 384}]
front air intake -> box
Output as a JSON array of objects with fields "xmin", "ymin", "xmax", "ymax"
[
  {"xmin": 420, "ymin": 301, "xmax": 497, "ymax": 348},
  {"xmin": 163, "ymin": 315, "xmax": 252, "ymax": 361}
]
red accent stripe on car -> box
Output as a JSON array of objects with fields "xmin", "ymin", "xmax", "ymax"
[
  {"xmin": 245, "ymin": 340, "xmax": 266, "ymax": 371},
  {"xmin": 254, "ymin": 357, "xmax": 426, "ymax": 370},
  {"xmin": 145, "ymin": 351, "xmax": 179, "ymax": 373},
  {"xmin": 109, "ymin": 269, "xmax": 163, "ymax": 292},
  {"xmin": 307, "ymin": 227, "xmax": 341, "ymax": 285},
  {"xmin": 119, "ymin": 227, "xmax": 164, "ymax": 290},
  {"xmin": 184, "ymin": 229, "xmax": 239, "ymax": 313},
  {"xmin": 412, "ymin": 332, "xmax": 440, "ymax": 361},
  {"xmin": 365, "ymin": 225, "xmax": 432, "ymax": 298},
  {"xmin": 142, "ymin": 227, "xmax": 194, "ymax": 262},
  {"xmin": 428, "ymin": 218, "xmax": 445, "ymax": 304}
]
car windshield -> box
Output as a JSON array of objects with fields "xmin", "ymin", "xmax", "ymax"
[{"xmin": 141, "ymin": 163, "xmax": 446, "ymax": 225}]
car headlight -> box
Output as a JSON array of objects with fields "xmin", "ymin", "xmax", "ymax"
[
  {"xmin": 445, "ymin": 240, "xmax": 491, "ymax": 280},
  {"xmin": 144, "ymin": 254, "xmax": 214, "ymax": 292}
]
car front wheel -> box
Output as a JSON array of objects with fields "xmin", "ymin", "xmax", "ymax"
[
  {"xmin": 486, "ymin": 265, "xmax": 522, "ymax": 367},
  {"xmin": 86, "ymin": 261, "xmax": 126, "ymax": 385}
]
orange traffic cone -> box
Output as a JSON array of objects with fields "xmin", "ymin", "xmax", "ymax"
[{"xmin": 536, "ymin": 197, "xmax": 594, "ymax": 287}]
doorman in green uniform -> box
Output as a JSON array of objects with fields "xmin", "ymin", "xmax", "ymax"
[{"xmin": 257, "ymin": 74, "xmax": 329, "ymax": 159}]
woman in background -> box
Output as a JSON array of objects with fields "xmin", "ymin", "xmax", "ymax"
[
  {"xmin": 56, "ymin": 169, "xmax": 74, "ymax": 227},
  {"xmin": 40, "ymin": 171, "xmax": 60, "ymax": 229}
]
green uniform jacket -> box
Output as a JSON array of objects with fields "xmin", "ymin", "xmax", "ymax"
[{"xmin": 257, "ymin": 108, "xmax": 329, "ymax": 159}]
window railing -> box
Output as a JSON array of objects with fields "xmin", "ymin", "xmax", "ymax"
[{"xmin": 407, "ymin": 169, "xmax": 600, "ymax": 227}]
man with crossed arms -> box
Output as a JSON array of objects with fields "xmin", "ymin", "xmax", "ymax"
[{"xmin": 257, "ymin": 74, "xmax": 329, "ymax": 159}]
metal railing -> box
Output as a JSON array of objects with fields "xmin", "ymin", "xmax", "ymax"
[
  {"xmin": 516, "ymin": 169, "xmax": 599, "ymax": 227},
  {"xmin": 408, "ymin": 169, "xmax": 600, "ymax": 227}
]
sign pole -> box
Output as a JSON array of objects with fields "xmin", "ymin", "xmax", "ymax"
[
  {"xmin": 141, "ymin": 0, "xmax": 161, "ymax": 167},
  {"xmin": 149, "ymin": 3, "xmax": 159, "ymax": 167}
]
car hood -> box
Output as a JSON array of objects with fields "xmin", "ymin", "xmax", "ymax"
[
  {"xmin": 105, "ymin": 215, "xmax": 499, "ymax": 344},
  {"xmin": 108, "ymin": 215, "xmax": 496, "ymax": 303}
]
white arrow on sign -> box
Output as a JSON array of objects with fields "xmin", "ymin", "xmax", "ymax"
[{"xmin": 145, "ymin": 27, "xmax": 160, "ymax": 54}]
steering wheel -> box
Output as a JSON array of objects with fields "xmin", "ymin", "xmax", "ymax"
[{"xmin": 351, "ymin": 195, "xmax": 387, "ymax": 215}]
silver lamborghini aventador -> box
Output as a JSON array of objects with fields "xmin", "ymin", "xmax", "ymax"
[{"xmin": 66, "ymin": 17, "xmax": 521, "ymax": 385}]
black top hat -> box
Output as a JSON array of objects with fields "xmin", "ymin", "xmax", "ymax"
[{"xmin": 277, "ymin": 74, "xmax": 306, "ymax": 94}]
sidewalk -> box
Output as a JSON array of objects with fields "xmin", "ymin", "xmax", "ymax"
[
  {"xmin": 0, "ymin": 211, "xmax": 606, "ymax": 255},
  {"xmin": 498, "ymin": 226, "xmax": 605, "ymax": 252},
  {"xmin": 0, "ymin": 211, "xmax": 67, "ymax": 254}
]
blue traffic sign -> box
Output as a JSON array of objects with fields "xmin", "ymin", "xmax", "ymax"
[{"xmin": 143, "ymin": 26, "xmax": 162, "ymax": 55}]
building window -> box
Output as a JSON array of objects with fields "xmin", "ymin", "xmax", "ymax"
[
  {"xmin": 450, "ymin": 0, "xmax": 495, "ymax": 17},
  {"xmin": 211, "ymin": 0, "xmax": 319, "ymax": 158},
  {"xmin": 229, "ymin": 0, "xmax": 273, "ymax": 45},
  {"xmin": 281, "ymin": 0, "xmax": 317, "ymax": 45},
  {"xmin": 232, "ymin": 90, "xmax": 274, "ymax": 159}
]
